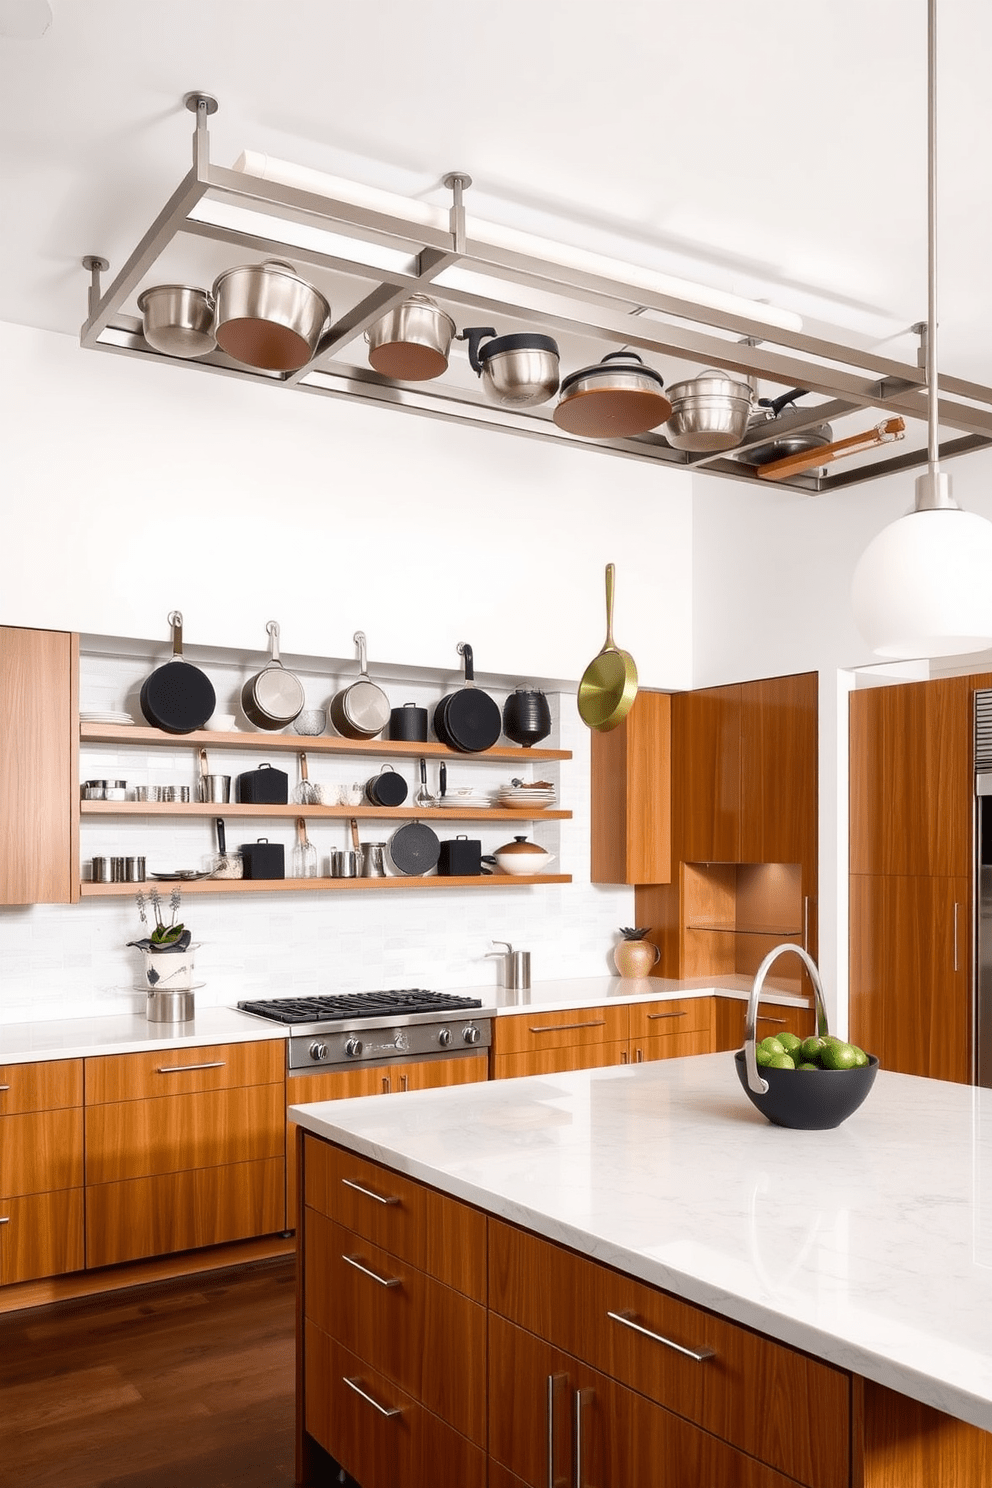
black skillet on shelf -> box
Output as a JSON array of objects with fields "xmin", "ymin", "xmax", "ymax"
[
  {"xmin": 139, "ymin": 611, "xmax": 216, "ymax": 735},
  {"xmin": 433, "ymin": 643, "xmax": 502, "ymax": 753}
]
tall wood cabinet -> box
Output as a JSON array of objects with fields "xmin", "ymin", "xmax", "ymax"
[
  {"xmin": 849, "ymin": 673, "xmax": 985, "ymax": 1083},
  {"xmin": 0, "ymin": 626, "xmax": 78, "ymax": 904},
  {"xmin": 590, "ymin": 690, "xmax": 671, "ymax": 884}
]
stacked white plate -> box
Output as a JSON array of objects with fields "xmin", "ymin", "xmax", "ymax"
[
  {"xmin": 498, "ymin": 784, "xmax": 557, "ymax": 809},
  {"xmin": 438, "ymin": 792, "xmax": 493, "ymax": 809},
  {"xmin": 80, "ymin": 709, "xmax": 136, "ymax": 725}
]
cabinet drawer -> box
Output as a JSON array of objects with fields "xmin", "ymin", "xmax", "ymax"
[
  {"xmin": 305, "ymin": 1323, "xmax": 485, "ymax": 1488},
  {"xmin": 0, "ymin": 1059, "xmax": 82, "ymax": 1114},
  {"xmin": 629, "ymin": 1027, "xmax": 713, "ymax": 1063},
  {"xmin": 304, "ymin": 1137, "xmax": 485, "ymax": 1302},
  {"xmin": 489, "ymin": 1220, "xmax": 850, "ymax": 1488},
  {"xmin": 0, "ymin": 1187, "xmax": 84, "ymax": 1284},
  {"xmin": 85, "ymin": 1039, "xmax": 284, "ymax": 1103},
  {"xmin": 493, "ymin": 1004, "xmax": 627, "ymax": 1057},
  {"xmin": 305, "ymin": 1211, "xmax": 486, "ymax": 1445},
  {"xmin": 0, "ymin": 1107, "xmax": 83, "ymax": 1196},
  {"xmin": 85, "ymin": 1083, "xmax": 284, "ymax": 1184},
  {"xmin": 494, "ymin": 1041, "xmax": 628, "ymax": 1080},
  {"xmin": 86, "ymin": 1156, "xmax": 285, "ymax": 1267},
  {"xmin": 628, "ymin": 997, "xmax": 712, "ymax": 1043}
]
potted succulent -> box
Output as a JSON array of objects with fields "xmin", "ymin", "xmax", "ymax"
[{"xmin": 613, "ymin": 926, "xmax": 660, "ymax": 979}]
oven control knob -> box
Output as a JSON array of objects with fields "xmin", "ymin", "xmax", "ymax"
[
  {"xmin": 437, "ymin": 1027, "xmax": 452, "ymax": 1047},
  {"xmin": 344, "ymin": 1038, "xmax": 364, "ymax": 1059},
  {"xmin": 462, "ymin": 1025, "xmax": 481, "ymax": 1045},
  {"xmin": 308, "ymin": 1041, "xmax": 329, "ymax": 1063}
]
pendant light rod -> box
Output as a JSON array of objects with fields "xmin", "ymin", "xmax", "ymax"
[{"xmin": 917, "ymin": 0, "xmax": 956, "ymax": 511}]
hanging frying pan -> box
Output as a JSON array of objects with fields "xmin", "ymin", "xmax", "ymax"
[
  {"xmin": 434, "ymin": 643, "xmax": 502, "ymax": 753},
  {"xmin": 577, "ymin": 563, "xmax": 638, "ymax": 732},
  {"xmin": 241, "ymin": 621, "xmax": 305, "ymax": 731},
  {"xmin": 140, "ymin": 612, "xmax": 216, "ymax": 734},
  {"xmin": 329, "ymin": 632, "xmax": 390, "ymax": 740},
  {"xmin": 388, "ymin": 820, "xmax": 441, "ymax": 876}
]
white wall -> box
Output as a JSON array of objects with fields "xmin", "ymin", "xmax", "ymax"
[
  {"xmin": 0, "ymin": 321, "xmax": 695, "ymax": 1023},
  {"xmin": 690, "ymin": 448, "xmax": 992, "ymax": 1031}
]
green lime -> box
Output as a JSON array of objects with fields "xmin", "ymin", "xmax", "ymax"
[
  {"xmin": 821, "ymin": 1034, "xmax": 843, "ymax": 1046},
  {"xmin": 778, "ymin": 1032, "xmax": 803, "ymax": 1056},
  {"xmin": 755, "ymin": 1046, "xmax": 774, "ymax": 1067},
  {"xmin": 820, "ymin": 1041, "xmax": 858, "ymax": 1071},
  {"xmin": 759, "ymin": 1036, "xmax": 786, "ymax": 1057},
  {"xmin": 767, "ymin": 1053, "xmax": 796, "ymax": 1069},
  {"xmin": 797, "ymin": 1062, "xmax": 819, "ymax": 1070},
  {"xmin": 799, "ymin": 1036, "xmax": 827, "ymax": 1063},
  {"xmin": 850, "ymin": 1045, "xmax": 869, "ymax": 1068}
]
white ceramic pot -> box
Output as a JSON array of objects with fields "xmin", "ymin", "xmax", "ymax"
[{"xmin": 493, "ymin": 835, "xmax": 556, "ymax": 876}]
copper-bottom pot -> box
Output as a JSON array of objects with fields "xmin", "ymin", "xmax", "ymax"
[{"xmin": 213, "ymin": 259, "xmax": 330, "ymax": 372}]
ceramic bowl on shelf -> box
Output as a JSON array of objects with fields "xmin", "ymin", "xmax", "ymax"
[{"xmin": 492, "ymin": 835, "xmax": 556, "ymax": 875}]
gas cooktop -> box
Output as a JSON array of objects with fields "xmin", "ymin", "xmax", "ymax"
[{"xmin": 237, "ymin": 988, "xmax": 485, "ymax": 1026}]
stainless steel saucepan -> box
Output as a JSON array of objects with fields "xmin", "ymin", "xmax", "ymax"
[{"xmin": 212, "ymin": 259, "xmax": 330, "ymax": 372}]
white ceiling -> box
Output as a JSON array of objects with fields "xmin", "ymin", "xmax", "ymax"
[{"xmin": 3, "ymin": 0, "xmax": 992, "ymax": 393}]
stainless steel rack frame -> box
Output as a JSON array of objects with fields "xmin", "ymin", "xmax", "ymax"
[{"xmin": 79, "ymin": 93, "xmax": 992, "ymax": 495}]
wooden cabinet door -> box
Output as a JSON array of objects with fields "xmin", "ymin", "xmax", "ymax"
[
  {"xmin": 714, "ymin": 998, "xmax": 815, "ymax": 1052},
  {"xmin": 850, "ymin": 675, "xmax": 979, "ymax": 878},
  {"xmin": 0, "ymin": 626, "xmax": 78, "ymax": 904},
  {"xmin": 494, "ymin": 1043, "xmax": 629, "ymax": 1080},
  {"xmin": 675, "ymin": 682, "xmax": 741, "ymax": 864},
  {"xmin": 591, "ymin": 689, "xmax": 671, "ymax": 885},
  {"xmin": 0, "ymin": 1107, "xmax": 83, "ymax": 1196},
  {"xmin": 0, "ymin": 1188, "xmax": 84, "ymax": 1284},
  {"xmin": 740, "ymin": 672, "xmax": 818, "ymax": 877},
  {"xmin": 850, "ymin": 874, "xmax": 970, "ymax": 1082}
]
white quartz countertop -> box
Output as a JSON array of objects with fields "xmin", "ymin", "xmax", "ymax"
[
  {"xmin": 290, "ymin": 1053, "xmax": 992, "ymax": 1434},
  {"xmin": 0, "ymin": 977, "xmax": 807, "ymax": 1064}
]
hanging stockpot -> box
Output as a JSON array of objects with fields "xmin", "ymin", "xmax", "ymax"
[
  {"xmin": 212, "ymin": 259, "xmax": 330, "ymax": 372},
  {"xmin": 737, "ymin": 388, "xmax": 834, "ymax": 468},
  {"xmin": 241, "ymin": 621, "xmax": 305, "ymax": 730},
  {"xmin": 553, "ymin": 352, "xmax": 671, "ymax": 438},
  {"xmin": 458, "ymin": 327, "xmax": 560, "ymax": 408},
  {"xmin": 665, "ymin": 369, "xmax": 755, "ymax": 452},
  {"xmin": 137, "ymin": 284, "xmax": 216, "ymax": 359},
  {"xmin": 365, "ymin": 294, "xmax": 457, "ymax": 381}
]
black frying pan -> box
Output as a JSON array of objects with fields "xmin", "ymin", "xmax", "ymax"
[
  {"xmin": 140, "ymin": 612, "xmax": 216, "ymax": 734},
  {"xmin": 434, "ymin": 643, "xmax": 501, "ymax": 753},
  {"xmin": 388, "ymin": 821, "xmax": 440, "ymax": 876}
]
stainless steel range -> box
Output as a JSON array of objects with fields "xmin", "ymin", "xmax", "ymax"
[{"xmin": 237, "ymin": 988, "xmax": 494, "ymax": 1071}]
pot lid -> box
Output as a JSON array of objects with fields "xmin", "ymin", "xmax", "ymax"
[
  {"xmin": 478, "ymin": 332, "xmax": 560, "ymax": 362},
  {"xmin": 667, "ymin": 369, "xmax": 753, "ymax": 402},
  {"xmin": 559, "ymin": 350, "xmax": 665, "ymax": 395},
  {"xmin": 495, "ymin": 835, "xmax": 549, "ymax": 854}
]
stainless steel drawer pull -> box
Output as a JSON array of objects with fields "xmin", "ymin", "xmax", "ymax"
[
  {"xmin": 381, "ymin": 1076, "xmax": 391, "ymax": 1094},
  {"xmin": 156, "ymin": 1061, "xmax": 226, "ymax": 1074},
  {"xmin": 341, "ymin": 1177, "xmax": 400, "ymax": 1206},
  {"xmin": 756, "ymin": 1016, "xmax": 787, "ymax": 1026},
  {"xmin": 635, "ymin": 1048, "xmax": 644, "ymax": 1063},
  {"xmin": 0, "ymin": 1216, "xmax": 10, "ymax": 1225},
  {"xmin": 529, "ymin": 1020, "xmax": 606, "ymax": 1033},
  {"xmin": 0, "ymin": 1084, "xmax": 10, "ymax": 1092},
  {"xmin": 607, "ymin": 1308, "xmax": 715, "ymax": 1362},
  {"xmin": 647, "ymin": 1010, "xmax": 687, "ymax": 1020},
  {"xmin": 343, "ymin": 1253, "xmax": 401, "ymax": 1289},
  {"xmin": 343, "ymin": 1375, "xmax": 402, "ymax": 1419}
]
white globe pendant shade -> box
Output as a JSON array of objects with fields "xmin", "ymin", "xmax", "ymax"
[{"xmin": 852, "ymin": 506, "xmax": 992, "ymax": 658}]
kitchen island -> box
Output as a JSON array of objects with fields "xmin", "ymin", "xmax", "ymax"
[{"xmin": 291, "ymin": 1051, "xmax": 992, "ymax": 1487}]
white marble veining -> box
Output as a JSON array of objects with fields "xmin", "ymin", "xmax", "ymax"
[
  {"xmin": 0, "ymin": 1005, "xmax": 285, "ymax": 1063},
  {"xmin": 291, "ymin": 1054, "xmax": 992, "ymax": 1435}
]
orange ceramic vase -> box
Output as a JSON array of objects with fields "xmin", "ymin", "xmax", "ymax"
[{"xmin": 613, "ymin": 938, "xmax": 660, "ymax": 978}]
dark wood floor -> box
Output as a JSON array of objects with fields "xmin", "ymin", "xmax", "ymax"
[{"xmin": 0, "ymin": 1257, "xmax": 300, "ymax": 1488}]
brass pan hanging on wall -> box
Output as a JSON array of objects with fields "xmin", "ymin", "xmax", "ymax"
[{"xmin": 577, "ymin": 563, "xmax": 638, "ymax": 732}]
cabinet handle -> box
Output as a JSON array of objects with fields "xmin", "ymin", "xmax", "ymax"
[
  {"xmin": 756, "ymin": 1016, "xmax": 787, "ymax": 1026},
  {"xmin": 635, "ymin": 1048, "xmax": 644, "ymax": 1063},
  {"xmin": 381, "ymin": 1076, "xmax": 391, "ymax": 1093},
  {"xmin": 0, "ymin": 1216, "xmax": 9, "ymax": 1225},
  {"xmin": 529, "ymin": 1020, "xmax": 605, "ymax": 1034},
  {"xmin": 342, "ymin": 1253, "xmax": 401, "ymax": 1289},
  {"xmin": 954, "ymin": 902, "xmax": 961, "ymax": 973},
  {"xmin": 574, "ymin": 1387, "xmax": 592, "ymax": 1488},
  {"xmin": 341, "ymin": 1177, "xmax": 400, "ymax": 1206},
  {"xmin": 607, "ymin": 1308, "xmax": 715, "ymax": 1362},
  {"xmin": 0, "ymin": 1084, "xmax": 10, "ymax": 1092},
  {"xmin": 343, "ymin": 1375, "xmax": 403, "ymax": 1419},
  {"xmin": 647, "ymin": 1010, "xmax": 686, "ymax": 1020},
  {"xmin": 546, "ymin": 1372, "xmax": 567, "ymax": 1488},
  {"xmin": 399, "ymin": 1074, "xmax": 408, "ymax": 1092},
  {"xmin": 156, "ymin": 1061, "xmax": 225, "ymax": 1074},
  {"xmin": 803, "ymin": 895, "xmax": 810, "ymax": 951},
  {"xmin": 620, "ymin": 1050, "xmax": 629, "ymax": 1064}
]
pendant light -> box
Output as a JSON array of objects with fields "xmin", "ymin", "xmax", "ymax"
[{"xmin": 851, "ymin": 0, "xmax": 992, "ymax": 659}]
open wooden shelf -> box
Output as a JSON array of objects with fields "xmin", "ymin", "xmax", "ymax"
[
  {"xmin": 79, "ymin": 724, "xmax": 570, "ymax": 763},
  {"xmin": 80, "ymin": 801, "xmax": 570, "ymax": 821},
  {"xmin": 79, "ymin": 874, "xmax": 572, "ymax": 897},
  {"xmin": 686, "ymin": 922, "xmax": 802, "ymax": 936}
]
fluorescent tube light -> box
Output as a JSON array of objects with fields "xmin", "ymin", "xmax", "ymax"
[{"xmin": 188, "ymin": 196, "xmax": 419, "ymax": 276}]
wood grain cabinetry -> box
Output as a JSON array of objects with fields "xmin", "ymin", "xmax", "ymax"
[
  {"xmin": 849, "ymin": 675, "xmax": 984, "ymax": 1081},
  {"xmin": 676, "ymin": 682, "xmax": 743, "ymax": 864},
  {"xmin": 84, "ymin": 1040, "xmax": 286, "ymax": 1267},
  {"xmin": 713, "ymin": 997, "xmax": 814, "ymax": 1053},
  {"xmin": 0, "ymin": 1059, "xmax": 83, "ymax": 1284},
  {"xmin": 286, "ymin": 1053, "xmax": 487, "ymax": 1224},
  {"xmin": 492, "ymin": 998, "xmax": 716, "ymax": 1077},
  {"xmin": 0, "ymin": 626, "xmax": 78, "ymax": 904},
  {"xmin": 301, "ymin": 1136, "xmax": 487, "ymax": 1488},
  {"xmin": 591, "ymin": 689, "xmax": 671, "ymax": 884}
]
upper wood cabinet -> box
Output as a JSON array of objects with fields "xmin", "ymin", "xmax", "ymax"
[
  {"xmin": 590, "ymin": 690, "xmax": 671, "ymax": 884},
  {"xmin": 0, "ymin": 626, "xmax": 78, "ymax": 904},
  {"xmin": 740, "ymin": 672, "xmax": 818, "ymax": 869},
  {"xmin": 850, "ymin": 674, "xmax": 982, "ymax": 878},
  {"xmin": 674, "ymin": 682, "xmax": 742, "ymax": 864}
]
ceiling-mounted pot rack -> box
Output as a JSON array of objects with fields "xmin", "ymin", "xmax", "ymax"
[{"xmin": 79, "ymin": 93, "xmax": 992, "ymax": 494}]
